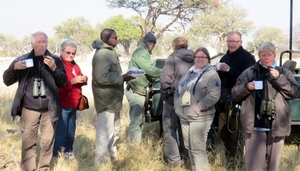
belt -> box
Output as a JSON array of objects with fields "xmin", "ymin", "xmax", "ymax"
[{"xmin": 133, "ymin": 90, "xmax": 146, "ymax": 96}]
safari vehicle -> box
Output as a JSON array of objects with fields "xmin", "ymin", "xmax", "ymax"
[
  {"xmin": 279, "ymin": 50, "xmax": 300, "ymax": 128},
  {"xmin": 279, "ymin": 0, "xmax": 300, "ymax": 131},
  {"xmin": 143, "ymin": 59, "xmax": 165, "ymax": 136}
]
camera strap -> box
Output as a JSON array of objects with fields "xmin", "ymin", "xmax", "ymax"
[
  {"xmin": 227, "ymin": 99, "xmax": 240, "ymax": 133},
  {"xmin": 271, "ymin": 91, "xmax": 278, "ymax": 116}
]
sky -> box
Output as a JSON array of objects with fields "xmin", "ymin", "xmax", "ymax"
[{"xmin": 0, "ymin": 0, "xmax": 299, "ymax": 45}]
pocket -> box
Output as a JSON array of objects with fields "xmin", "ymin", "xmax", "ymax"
[
  {"xmin": 19, "ymin": 109, "xmax": 26, "ymax": 133},
  {"xmin": 181, "ymin": 91, "xmax": 191, "ymax": 106},
  {"xmin": 194, "ymin": 103, "xmax": 201, "ymax": 116}
]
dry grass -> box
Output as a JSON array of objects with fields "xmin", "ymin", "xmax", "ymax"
[
  {"xmin": 1, "ymin": 90, "xmax": 300, "ymax": 171},
  {"xmin": 1, "ymin": 57, "xmax": 300, "ymax": 171}
]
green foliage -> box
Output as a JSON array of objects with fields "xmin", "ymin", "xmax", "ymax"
[
  {"xmin": 48, "ymin": 36, "xmax": 61, "ymax": 55},
  {"xmin": 54, "ymin": 16, "xmax": 98, "ymax": 56},
  {"xmin": 253, "ymin": 26, "xmax": 288, "ymax": 52},
  {"xmin": 189, "ymin": 3, "xmax": 254, "ymax": 52},
  {"xmin": 0, "ymin": 34, "xmax": 31, "ymax": 57},
  {"xmin": 97, "ymin": 15, "xmax": 141, "ymax": 56}
]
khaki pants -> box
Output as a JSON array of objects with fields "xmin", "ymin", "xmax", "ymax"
[
  {"xmin": 181, "ymin": 120, "xmax": 213, "ymax": 171},
  {"xmin": 95, "ymin": 111, "xmax": 121, "ymax": 164},
  {"xmin": 20, "ymin": 108, "xmax": 55, "ymax": 171}
]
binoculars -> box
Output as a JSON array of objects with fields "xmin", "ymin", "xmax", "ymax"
[
  {"xmin": 260, "ymin": 100, "xmax": 274, "ymax": 116},
  {"xmin": 33, "ymin": 78, "xmax": 46, "ymax": 97}
]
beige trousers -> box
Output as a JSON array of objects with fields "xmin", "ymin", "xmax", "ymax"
[{"xmin": 20, "ymin": 108, "xmax": 55, "ymax": 171}]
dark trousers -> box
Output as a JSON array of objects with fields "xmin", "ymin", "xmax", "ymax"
[{"xmin": 218, "ymin": 111, "xmax": 244, "ymax": 159}]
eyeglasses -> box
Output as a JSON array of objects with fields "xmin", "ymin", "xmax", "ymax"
[
  {"xmin": 110, "ymin": 36, "xmax": 118, "ymax": 40},
  {"xmin": 194, "ymin": 56, "xmax": 208, "ymax": 59},
  {"xmin": 64, "ymin": 51, "xmax": 76, "ymax": 55},
  {"xmin": 226, "ymin": 40, "xmax": 241, "ymax": 44}
]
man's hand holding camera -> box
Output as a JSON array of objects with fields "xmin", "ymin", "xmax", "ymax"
[{"xmin": 43, "ymin": 55, "xmax": 57, "ymax": 71}]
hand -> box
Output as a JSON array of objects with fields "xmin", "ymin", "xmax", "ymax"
[
  {"xmin": 70, "ymin": 75, "xmax": 87, "ymax": 85},
  {"xmin": 247, "ymin": 81, "xmax": 255, "ymax": 90},
  {"xmin": 14, "ymin": 60, "xmax": 27, "ymax": 70},
  {"xmin": 43, "ymin": 56, "xmax": 57, "ymax": 71},
  {"xmin": 219, "ymin": 63, "xmax": 230, "ymax": 72},
  {"xmin": 150, "ymin": 77, "xmax": 156, "ymax": 83},
  {"xmin": 194, "ymin": 103, "xmax": 201, "ymax": 115},
  {"xmin": 81, "ymin": 75, "xmax": 88, "ymax": 82},
  {"xmin": 269, "ymin": 68, "xmax": 280, "ymax": 79},
  {"xmin": 123, "ymin": 73, "xmax": 135, "ymax": 82}
]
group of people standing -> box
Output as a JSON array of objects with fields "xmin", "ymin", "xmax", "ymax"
[
  {"xmin": 159, "ymin": 31, "xmax": 299, "ymax": 171},
  {"xmin": 2, "ymin": 29, "xmax": 299, "ymax": 171}
]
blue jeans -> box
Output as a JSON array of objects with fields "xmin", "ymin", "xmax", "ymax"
[{"xmin": 53, "ymin": 108, "xmax": 77, "ymax": 156}]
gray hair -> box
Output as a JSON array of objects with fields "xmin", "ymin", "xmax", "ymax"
[
  {"xmin": 227, "ymin": 31, "xmax": 242, "ymax": 41},
  {"xmin": 258, "ymin": 42, "xmax": 276, "ymax": 56},
  {"xmin": 31, "ymin": 31, "xmax": 48, "ymax": 44},
  {"xmin": 60, "ymin": 39, "xmax": 77, "ymax": 51}
]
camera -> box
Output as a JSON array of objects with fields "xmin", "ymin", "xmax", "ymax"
[
  {"xmin": 33, "ymin": 78, "xmax": 46, "ymax": 97},
  {"xmin": 163, "ymin": 88, "xmax": 174, "ymax": 98}
]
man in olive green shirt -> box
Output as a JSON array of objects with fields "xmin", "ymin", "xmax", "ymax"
[{"xmin": 125, "ymin": 32, "xmax": 162, "ymax": 145}]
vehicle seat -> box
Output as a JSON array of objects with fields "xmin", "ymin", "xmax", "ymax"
[{"xmin": 282, "ymin": 60, "xmax": 297, "ymax": 73}]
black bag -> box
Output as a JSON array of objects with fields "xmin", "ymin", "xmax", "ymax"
[{"xmin": 217, "ymin": 88, "xmax": 232, "ymax": 105}]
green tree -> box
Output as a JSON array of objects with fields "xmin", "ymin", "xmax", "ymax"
[
  {"xmin": 0, "ymin": 34, "xmax": 29, "ymax": 57},
  {"xmin": 48, "ymin": 35, "xmax": 61, "ymax": 55},
  {"xmin": 97, "ymin": 15, "xmax": 141, "ymax": 57},
  {"xmin": 54, "ymin": 16, "xmax": 98, "ymax": 56},
  {"xmin": 252, "ymin": 26, "xmax": 288, "ymax": 53},
  {"xmin": 106, "ymin": 0, "xmax": 220, "ymax": 41},
  {"xmin": 189, "ymin": 3, "xmax": 254, "ymax": 52}
]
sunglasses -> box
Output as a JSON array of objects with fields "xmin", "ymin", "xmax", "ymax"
[{"xmin": 64, "ymin": 51, "xmax": 76, "ymax": 55}]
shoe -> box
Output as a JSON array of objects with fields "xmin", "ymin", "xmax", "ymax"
[
  {"xmin": 111, "ymin": 154, "xmax": 118, "ymax": 162},
  {"xmin": 64, "ymin": 152, "xmax": 76, "ymax": 159}
]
